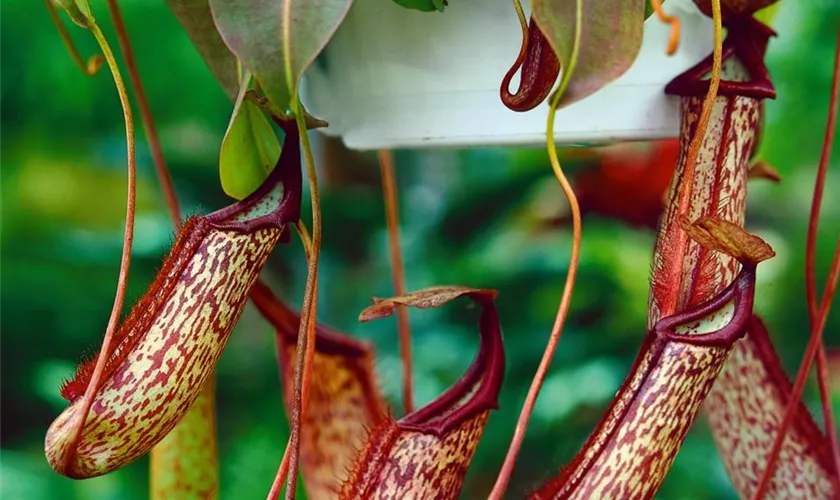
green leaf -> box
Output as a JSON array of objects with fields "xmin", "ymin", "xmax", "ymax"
[
  {"xmin": 219, "ymin": 76, "xmax": 282, "ymax": 200},
  {"xmin": 209, "ymin": 0, "xmax": 355, "ymax": 114},
  {"xmin": 532, "ymin": 0, "xmax": 646, "ymax": 108},
  {"xmin": 391, "ymin": 0, "xmax": 446, "ymax": 12},
  {"xmin": 54, "ymin": 0, "xmax": 93, "ymax": 28},
  {"xmin": 165, "ymin": 0, "xmax": 240, "ymax": 101}
]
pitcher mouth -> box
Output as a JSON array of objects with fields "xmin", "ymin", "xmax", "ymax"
[{"xmin": 654, "ymin": 265, "xmax": 756, "ymax": 347}]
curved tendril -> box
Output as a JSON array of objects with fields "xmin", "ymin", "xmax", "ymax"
[
  {"xmin": 378, "ymin": 149, "xmax": 414, "ymax": 415},
  {"xmin": 103, "ymin": 6, "xmax": 305, "ymax": 490},
  {"xmin": 753, "ymin": 26, "xmax": 840, "ymax": 499},
  {"xmin": 650, "ymin": 0, "xmax": 681, "ymax": 55},
  {"xmin": 56, "ymin": 10, "xmax": 137, "ymax": 471},
  {"xmin": 279, "ymin": 103, "xmax": 322, "ymax": 500},
  {"xmin": 44, "ymin": 0, "xmax": 104, "ymax": 75},
  {"xmin": 489, "ymin": 5, "xmax": 584, "ymax": 494},
  {"xmin": 659, "ymin": 0, "xmax": 723, "ymax": 318},
  {"xmin": 293, "ymin": 220, "xmax": 318, "ymax": 429}
]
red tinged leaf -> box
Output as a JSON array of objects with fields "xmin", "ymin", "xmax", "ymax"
[
  {"xmin": 703, "ymin": 317, "xmax": 839, "ymax": 497},
  {"xmin": 250, "ymin": 282, "xmax": 388, "ymax": 499},
  {"xmin": 680, "ymin": 216, "xmax": 775, "ymax": 265},
  {"xmin": 533, "ymin": 266, "xmax": 758, "ymax": 499},
  {"xmin": 45, "ymin": 121, "xmax": 302, "ymax": 479},
  {"xmin": 341, "ymin": 287, "xmax": 505, "ymax": 499},
  {"xmin": 360, "ymin": 286, "xmax": 498, "ymax": 321}
]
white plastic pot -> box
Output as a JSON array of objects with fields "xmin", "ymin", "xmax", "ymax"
[{"xmin": 302, "ymin": 0, "xmax": 713, "ymax": 150}]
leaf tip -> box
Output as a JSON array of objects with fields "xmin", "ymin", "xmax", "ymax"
[
  {"xmin": 680, "ymin": 216, "xmax": 775, "ymax": 265},
  {"xmin": 358, "ymin": 286, "xmax": 498, "ymax": 323}
]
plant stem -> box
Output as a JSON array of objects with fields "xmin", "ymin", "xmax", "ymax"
[
  {"xmin": 489, "ymin": 3, "xmax": 583, "ymax": 490},
  {"xmin": 62, "ymin": 14, "xmax": 137, "ymax": 465},
  {"xmin": 754, "ymin": 25, "xmax": 840, "ymax": 498},
  {"xmin": 265, "ymin": 220, "xmax": 315, "ymax": 500},
  {"xmin": 292, "ymin": 220, "xmax": 318, "ymax": 426},
  {"xmin": 44, "ymin": 0, "xmax": 103, "ymax": 75},
  {"xmin": 378, "ymin": 150, "xmax": 414, "ymax": 415},
  {"xmin": 280, "ymin": 104, "xmax": 322, "ymax": 500}
]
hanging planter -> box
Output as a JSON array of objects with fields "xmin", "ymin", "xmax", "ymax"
[{"xmin": 302, "ymin": 0, "xmax": 714, "ymax": 150}]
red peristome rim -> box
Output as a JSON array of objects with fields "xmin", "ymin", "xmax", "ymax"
[
  {"xmin": 397, "ymin": 293, "xmax": 506, "ymax": 438},
  {"xmin": 206, "ymin": 118, "xmax": 302, "ymax": 233},
  {"xmin": 665, "ymin": 16, "xmax": 776, "ymax": 99},
  {"xmin": 656, "ymin": 265, "xmax": 756, "ymax": 347}
]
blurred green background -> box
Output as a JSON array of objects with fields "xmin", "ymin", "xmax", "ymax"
[{"xmin": 2, "ymin": 1, "xmax": 839, "ymax": 499}]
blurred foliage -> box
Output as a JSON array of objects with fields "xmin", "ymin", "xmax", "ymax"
[{"xmin": 1, "ymin": 1, "xmax": 839, "ymax": 499}]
